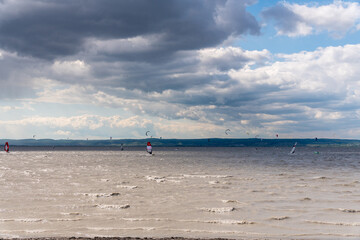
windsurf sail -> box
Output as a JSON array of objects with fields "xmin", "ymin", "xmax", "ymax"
[
  {"xmin": 146, "ymin": 142, "xmax": 152, "ymax": 154},
  {"xmin": 290, "ymin": 142, "xmax": 297, "ymax": 154},
  {"xmin": 4, "ymin": 142, "xmax": 9, "ymax": 153}
]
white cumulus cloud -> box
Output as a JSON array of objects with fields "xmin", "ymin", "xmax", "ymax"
[{"xmin": 264, "ymin": 1, "xmax": 360, "ymax": 38}]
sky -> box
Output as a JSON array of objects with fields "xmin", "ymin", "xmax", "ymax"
[{"xmin": 1, "ymin": 0, "xmax": 360, "ymax": 140}]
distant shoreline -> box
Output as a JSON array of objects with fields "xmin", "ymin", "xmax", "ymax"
[{"xmin": 1, "ymin": 138, "xmax": 360, "ymax": 148}]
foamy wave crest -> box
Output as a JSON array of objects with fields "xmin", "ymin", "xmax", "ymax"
[
  {"xmin": 0, "ymin": 218, "xmax": 82, "ymax": 222},
  {"xmin": 205, "ymin": 219, "xmax": 254, "ymax": 225},
  {"xmin": 95, "ymin": 204, "xmax": 130, "ymax": 209},
  {"xmin": 209, "ymin": 181, "xmax": 219, "ymax": 184},
  {"xmin": 221, "ymin": 199, "xmax": 246, "ymax": 204},
  {"xmin": 49, "ymin": 218, "xmax": 83, "ymax": 222},
  {"xmin": 116, "ymin": 185, "xmax": 138, "ymax": 189},
  {"xmin": 201, "ymin": 207, "xmax": 235, "ymax": 213},
  {"xmin": 25, "ymin": 229, "xmax": 47, "ymax": 233},
  {"xmin": 0, "ymin": 218, "xmax": 46, "ymax": 223},
  {"xmin": 87, "ymin": 227, "xmax": 155, "ymax": 231},
  {"xmin": 75, "ymin": 192, "xmax": 120, "ymax": 197},
  {"xmin": 61, "ymin": 212, "xmax": 88, "ymax": 216},
  {"xmin": 183, "ymin": 174, "xmax": 233, "ymax": 179},
  {"xmin": 312, "ymin": 176, "xmax": 330, "ymax": 180},
  {"xmin": 122, "ymin": 217, "xmax": 171, "ymax": 222},
  {"xmin": 338, "ymin": 208, "xmax": 360, "ymax": 213},
  {"xmin": 160, "ymin": 228, "xmax": 260, "ymax": 236},
  {"xmin": 145, "ymin": 176, "xmax": 165, "ymax": 183},
  {"xmin": 306, "ymin": 220, "xmax": 360, "ymax": 226}
]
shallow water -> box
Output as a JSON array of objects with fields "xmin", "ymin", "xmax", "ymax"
[{"xmin": 1, "ymin": 147, "xmax": 360, "ymax": 239}]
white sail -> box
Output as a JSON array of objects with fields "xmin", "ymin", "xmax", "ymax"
[{"xmin": 290, "ymin": 142, "xmax": 297, "ymax": 154}]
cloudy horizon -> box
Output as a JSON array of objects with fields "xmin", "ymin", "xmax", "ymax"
[{"xmin": 1, "ymin": 0, "xmax": 360, "ymax": 140}]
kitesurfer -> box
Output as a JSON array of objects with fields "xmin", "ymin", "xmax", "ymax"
[{"xmin": 146, "ymin": 142, "xmax": 152, "ymax": 154}]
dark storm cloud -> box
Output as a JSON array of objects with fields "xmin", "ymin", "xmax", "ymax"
[
  {"xmin": 0, "ymin": 0, "xmax": 260, "ymax": 60},
  {"xmin": 0, "ymin": 51, "xmax": 45, "ymax": 99}
]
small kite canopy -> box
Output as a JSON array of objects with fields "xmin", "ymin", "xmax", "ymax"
[
  {"xmin": 146, "ymin": 131, "xmax": 151, "ymax": 136},
  {"xmin": 225, "ymin": 129, "xmax": 231, "ymax": 135}
]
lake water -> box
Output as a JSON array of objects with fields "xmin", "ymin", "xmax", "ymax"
[{"xmin": 1, "ymin": 147, "xmax": 360, "ymax": 239}]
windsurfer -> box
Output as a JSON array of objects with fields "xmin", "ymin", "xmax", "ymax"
[
  {"xmin": 290, "ymin": 142, "xmax": 297, "ymax": 154},
  {"xmin": 146, "ymin": 142, "xmax": 152, "ymax": 154},
  {"xmin": 4, "ymin": 142, "xmax": 9, "ymax": 153}
]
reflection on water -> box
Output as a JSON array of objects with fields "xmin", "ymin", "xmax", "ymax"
[{"xmin": 1, "ymin": 147, "xmax": 360, "ymax": 239}]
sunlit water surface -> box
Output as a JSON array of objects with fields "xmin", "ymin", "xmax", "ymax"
[{"xmin": 1, "ymin": 147, "xmax": 360, "ymax": 239}]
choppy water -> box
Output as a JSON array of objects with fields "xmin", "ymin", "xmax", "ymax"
[{"xmin": 1, "ymin": 147, "xmax": 360, "ymax": 239}]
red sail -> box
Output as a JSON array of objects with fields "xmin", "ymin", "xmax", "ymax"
[{"xmin": 4, "ymin": 142, "xmax": 9, "ymax": 153}]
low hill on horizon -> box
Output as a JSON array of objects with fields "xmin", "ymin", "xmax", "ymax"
[{"xmin": 1, "ymin": 138, "xmax": 360, "ymax": 147}]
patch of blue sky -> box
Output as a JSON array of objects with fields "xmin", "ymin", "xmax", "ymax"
[
  {"xmin": 247, "ymin": 0, "xmax": 341, "ymax": 16},
  {"xmin": 237, "ymin": 30, "xmax": 360, "ymax": 55},
  {"xmin": 241, "ymin": 0, "xmax": 360, "ymax": 55}
]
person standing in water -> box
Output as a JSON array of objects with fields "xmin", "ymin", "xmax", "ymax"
[{"xmin": 146, "ymin": 142, "xmax": 152, "ymax": 154}]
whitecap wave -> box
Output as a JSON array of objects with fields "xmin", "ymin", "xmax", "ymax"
[
  {"xmin": 95, "ymin": 204, "xmax": 130, "ymax": 209},
  {"xmin": 338, "ymin": 208, "xmax": 360, "ymax": 213},
  {"xmin": 87, "ymin": 226, "xmax": 155, "ymax": 231},
  {"xmin": 116, "ymin": 185, "xmax": 138, "ymax": 189},
  {"xmin": 205, "ymin": 219, "xmax": 254, "ymax": 225},
  {"xmin": 145, "ymin": 176, "xmax": 166, "ymax": 183},
  {"xmin": 183, "ymin": 174, "xmax": 233, "ymax": 179},
  {"xmin": 75, "ymin": 192, "xmax": 120, "ymax": 197},
  {"xmin": 0, "ymin": 218, "xmax": 45, "ymax": 223},
  {"xmin": 221, "ymin": 199, "xmax": 246, "ymax": 205},
  {"xmin": 306, "ymin": 220, "xmax": 360, "ymax": 226},
  {"xmin": 201, "ymin": 207, "xmax": 236, "ymax": 213}
]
